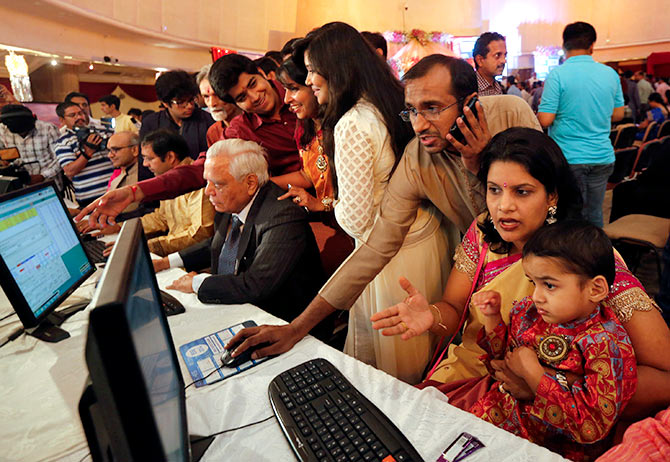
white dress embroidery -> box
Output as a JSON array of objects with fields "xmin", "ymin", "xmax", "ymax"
[{"xmin": 335, "ymin": 99, "xmax": 452, "ymax": 384}]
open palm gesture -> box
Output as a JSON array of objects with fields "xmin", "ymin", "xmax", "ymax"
[{"xmin": 370, "ymin": 277, "xmax": 434, "ymax": 340}]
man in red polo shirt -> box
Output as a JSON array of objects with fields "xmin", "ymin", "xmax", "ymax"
[{"xmin": 78, "ymin": 54, "xmax": 301, "ymax": 213}]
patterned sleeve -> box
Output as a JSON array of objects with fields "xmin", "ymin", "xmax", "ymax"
[
  {"xmin": 453, "ymin": 218, "xmax": 483, "ymax": 280},
  {"xmin": 608, "ymin": 252, "xmax": 660, "ymax": 323},
  {"xmin": 42, "ymin": 123, "xmax": 63, "ymax": 179},
  {"xmin": 529, "ymin": 327, "xmax": 637, "ymax": 444},
  {"xmin": 333, "ymin": 108, "xmax": 379, "ymax": 240},
  {"xmin": 476, "ymin": 321, "xmax": 508, "ymax": 361}
]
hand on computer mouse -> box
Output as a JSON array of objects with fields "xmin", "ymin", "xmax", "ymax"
[
  {"xmin": 220, "ymin": 341, "xmax": 255, "ymax": 368},
  {"xmin": 220, "ymin": 340, "xmax": 272, "ymax": 369}
]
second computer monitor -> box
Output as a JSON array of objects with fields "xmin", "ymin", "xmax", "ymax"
[{"xmin": 0, "ymin": 182, "xmax": 94, "ymax": 331}]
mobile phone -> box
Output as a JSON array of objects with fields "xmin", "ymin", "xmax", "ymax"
[{"xmin": 448, "ymin": 96, "xmax": 479, "ymax": 145}]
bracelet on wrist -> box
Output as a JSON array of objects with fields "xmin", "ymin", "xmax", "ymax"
[
  {"xmin": 429, "ymin": 304, "xmax": 449, "ymax": 333},
  {"xmin": 130, "ymin": 184, "xmax": 138, "ymax": 202},
  {"xmin": 321, "ymin": 197, "xmax": 333, "ymax": 212}
]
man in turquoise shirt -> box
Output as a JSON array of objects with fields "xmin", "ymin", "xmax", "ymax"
[{"xmin": 538, "ymin": 21, "xmax": 625, "ymax": 227}]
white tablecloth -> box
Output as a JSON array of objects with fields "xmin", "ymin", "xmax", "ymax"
[{"xmin": 0, "ymin": 267, "xmax": 566, "ymax": 462}]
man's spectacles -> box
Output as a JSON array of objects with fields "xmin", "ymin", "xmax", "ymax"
[
  {"xmin": 108, "ymin": 144, "xmax": 137, "ymax": 153},
  {"xmin": 399, "ymin": 100, "xmax": 459, "ymax": 122},
  {"xmin": 170, "ymin": 97, "xmax": 196, "ymax": 108}
]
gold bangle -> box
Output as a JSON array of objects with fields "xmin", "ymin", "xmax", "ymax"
[{"xmin": 429, "ymin": 304, "xmax": 449, "ymax": 333}]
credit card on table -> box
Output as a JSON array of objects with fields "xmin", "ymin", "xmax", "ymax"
[{"xmin": 436, "ymin": 432, "xmax": 484, "ymax": 462}]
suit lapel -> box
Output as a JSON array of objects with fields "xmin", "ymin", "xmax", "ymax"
[{"xmin": 109, "ymin": 168, "xmax": 126, "ymax": 190}]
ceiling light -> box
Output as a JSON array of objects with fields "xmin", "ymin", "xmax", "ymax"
[
  {"xmin": 50, "ymin": 59, "xmax": 57, "ymax": 66},
  {"xmin": 89, "ymin": 63, "xmax": 94, "ymax": 70}
]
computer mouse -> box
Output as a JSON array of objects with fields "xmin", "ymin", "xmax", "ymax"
[{"xmin": 220, "ymin": 341, "xmax": 268, "ymax": 369}]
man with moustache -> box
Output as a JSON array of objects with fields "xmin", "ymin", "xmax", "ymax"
[
  {"xmin": 227, "ymin": 55, "xmax": 542, "ymax": 361},
  {"xmin": 196, "ymin": 63, "xmax": 243, "ymax": 147},
  {"xmin": 473, "ymin": 32, "xmax": 507, "ymax": 96},
  {"xmin": 54, "ymin": 102, "xmax": 114, "ymax": 207}
]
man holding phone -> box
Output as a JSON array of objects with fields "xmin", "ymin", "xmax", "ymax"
[{"xmin": 228, "ymin": 55, "xmax": 542, "ymax": 360}]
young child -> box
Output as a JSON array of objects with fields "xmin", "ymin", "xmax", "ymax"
[{"xmin": 470, "ymin": 221, "xmax": 637, "ymax": 461}]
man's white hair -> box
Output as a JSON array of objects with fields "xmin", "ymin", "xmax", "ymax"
[
  {"xmin": 206, "ymin": 139, "xmax": 269, "ymax": 186},
  {"xmin": 196, "ymin": 64, "xmax": 211, "ymax": 86}
]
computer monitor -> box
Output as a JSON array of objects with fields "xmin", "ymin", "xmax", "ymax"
[
  {"xmin": 0, "ymin": 181, "xmax": 95, "ymax": 340},
  {"xmin": 78, "ymin": 218, "xmax": 212, "ymax": 462}
]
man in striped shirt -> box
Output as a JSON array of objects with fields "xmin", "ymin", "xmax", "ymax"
[{"xmin": 54, "ymin": 102, "xmax": 114, "ymax": 207}]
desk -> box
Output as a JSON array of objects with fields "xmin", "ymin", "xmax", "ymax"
[{"xmin": 0, "ymin": 267, "xmax": 566, "ymax": 462}]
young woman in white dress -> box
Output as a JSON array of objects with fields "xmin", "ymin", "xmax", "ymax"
[{"xmin": 303, "ymin": 22, "xmax": 455, "ymax": 383}]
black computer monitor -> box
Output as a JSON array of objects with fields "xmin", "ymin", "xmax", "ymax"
[
  {"xmin": 0, "ymin": 181, "xmax": 95, "ymax": 341},
  {"xmin": 78, "ymin": 218, "xmax": 212, "ymax": 462}
]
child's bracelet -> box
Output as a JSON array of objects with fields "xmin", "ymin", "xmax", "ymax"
[{"xmin": 429, "ymin": 304, "xmax": 449, "ymax": 333}]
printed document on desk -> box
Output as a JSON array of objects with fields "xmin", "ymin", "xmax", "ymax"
[{"xmin": 179, "ymin": 320, "xmax": 268, "ymax": 388}]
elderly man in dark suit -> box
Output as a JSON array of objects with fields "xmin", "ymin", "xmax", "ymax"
[{"xmin": 152, "ymin": 138, "xmax": 324, "ymax": 323}]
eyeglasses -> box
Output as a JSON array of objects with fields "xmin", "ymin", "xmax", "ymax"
[
  {"xmin": 170, "ymin": 97, "xmax": 196, "ymax": 108},
  {"xmin": 108, "ymin": 144, "xmax": 137, "ymax": 153},
  {"xmin": 399, "ymin": 100, "xmax": 459, "ymax": 122}
]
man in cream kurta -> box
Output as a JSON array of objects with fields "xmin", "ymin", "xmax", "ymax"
[{"xmin": 141, "ymin": 157, "xmax": 215, "ymax": 256}]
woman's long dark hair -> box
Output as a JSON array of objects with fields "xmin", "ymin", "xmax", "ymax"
[
  {"xmin": 477, "ymin": 127, "xmax": 583, "ymax": 254},
  {"xmin": 306, "ymin": 22, "xmax": 413, "ymax": 196},
  {"xmin": 276, "ymin": 56, "xmax": 320, "ymax": 149}
]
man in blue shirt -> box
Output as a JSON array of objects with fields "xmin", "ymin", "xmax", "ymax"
[
  {"xmin": 538, "ymin": 22, "xmax": 625, "ymax": 227},
  {"xmin": 506, "ymin": 75, "xmax": 523, "ymax": 98}
]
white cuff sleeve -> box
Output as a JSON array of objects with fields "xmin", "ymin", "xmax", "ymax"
[
  {"xmin": 192, "ymin": 273, "xmax": 209, "ymax": 293},
  {"xmin": 167, "ymin": 252, "xmax": 184, "ymax": 269}
]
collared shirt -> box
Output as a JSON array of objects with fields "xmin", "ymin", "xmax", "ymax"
[
  {"xmin": 539, "ymin": 54, "xmax": 624, "ymax": 165},
  {"xmin": 0, "ymin": 119, "xmax": 62, "ymax": 180},
  {"xmin": 224, "ymin": 80, "xmax": 302, "ymax": 176},
  {"xmin": 54, "ymin": 127, "xmax": 115, "ymax": 202},
  {"xmin": 166, "ymin": 189, "xmax": 260, "ymax": 292},
  {"xmin": 476, "ymin": 70, "xmax": 503, "ymax": 96}
]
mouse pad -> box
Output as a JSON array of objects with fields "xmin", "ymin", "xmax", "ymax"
[{"xmin": 179, "ymin": 320, "xmax": 269, "ymax": 388}]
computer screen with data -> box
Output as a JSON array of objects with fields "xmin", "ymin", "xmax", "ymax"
[{"xmin": 0, "ymin": 182, "xmax": 94, "ymax": 327}]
